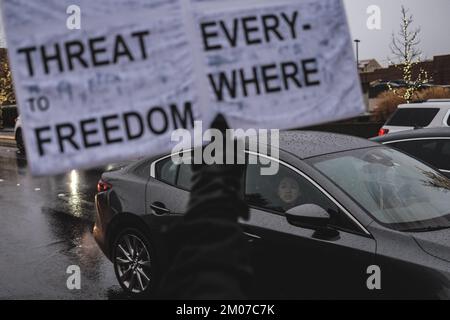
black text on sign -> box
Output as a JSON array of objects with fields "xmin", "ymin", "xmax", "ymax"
[{"xmin": 200, "ymin": 10, "xmax": 320, "ymax": 102}]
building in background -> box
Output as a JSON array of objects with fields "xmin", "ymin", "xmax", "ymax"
[
  {"xmin": 359, "ymin": 54, "xmax": 450, "ymax": 112},
  {"xmin": 358, "ymin": 59, "xmax": 382, "ymax": 73},
  {"xmin": 361, "ymin": 54, "xmax": 450, "ymax": 87}
]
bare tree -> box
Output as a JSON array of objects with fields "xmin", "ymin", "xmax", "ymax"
[
  {"xmin": 388, "ymin": 6, "xmax": 430, "ymax": 103},
  {"xmin": 390, "ymin": 6, "xmax": 422, "ymax": 62}
]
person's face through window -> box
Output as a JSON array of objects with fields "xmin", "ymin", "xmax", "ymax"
[{"xmin": 277, "ymin": 177, "xmax": 300, "ymax": 205}]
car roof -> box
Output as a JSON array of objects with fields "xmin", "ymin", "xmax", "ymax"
[
  {"xmin": 398, "ymin": 100, "xmax": 450, "ymax": 109},
  {"xmin": 371, "ymin": 127, "xmax": 450, "ymax": 143},
  {"xmin": 276, "ymin": 131, "xmax": 378, "ymax": 159}
]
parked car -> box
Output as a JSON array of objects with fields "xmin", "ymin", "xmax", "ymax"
[
  {"xmin": 14, "ymin": 116, "xmax": 25, "ymax": 154},
  {"xmin": 378, "ymin": 99, "xmax": 450, "ymax": 136},
  {"xmin": 93, "ymin": 131, "xmax": 450, "ymax": 299},
  {"xmin": 369, "ymin": 81, "xmax": 402, "ymax": 99},
  {"xmin": 372, "ymin": 127, "xmax": 450, "ymax": 178},
  {"xmin": 368, "ymin": 80, "xmax": 436, "ymax": 99}
]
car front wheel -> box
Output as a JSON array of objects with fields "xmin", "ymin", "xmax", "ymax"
[
  {"xmin": 112, "ymin": 227, "xmax": 155, "ymax": 297},
  {"xmin": 16, "ymin": 129, "xmax": 25, "ymax": 154}
]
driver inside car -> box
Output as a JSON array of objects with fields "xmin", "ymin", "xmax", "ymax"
[{"xmin": 277, "ymin": 176, "xmax": 302, "ymax": 211}]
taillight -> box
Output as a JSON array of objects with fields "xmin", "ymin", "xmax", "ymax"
[
  {"xmin": 97, "ymin": 179, "xmax": 112, "ymax": 192},
  {"xmin": 378, "ymin": 128, "xmax": 389, "ymax": 136}
]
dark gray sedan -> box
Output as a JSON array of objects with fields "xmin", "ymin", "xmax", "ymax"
[
  {"xmin": 93, "ymin": 131, "xmax": 450, "ymax": 299},
  {"xmin": 372, "ymin": 127, "xmax": 450, "ymax": 178}
]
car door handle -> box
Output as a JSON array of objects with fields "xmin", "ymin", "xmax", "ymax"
[
  {"xmin": 244, "ymin": 232, "xmax": 261, "ymax": 239},
  {"xmin": 241, "ymin": 224, "xmax": 262, "ymax": 242},
  {"xmin": 243, "ymin": 232, "xmax": 261, "ymax": 243},
  {"xmin": 150, "ymin": 202, "xmax": 170, "ymax": 215}
]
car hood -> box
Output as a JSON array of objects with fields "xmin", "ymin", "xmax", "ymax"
[{"xmin": 412, "ymin": 229, "xmax": 450, "ymax": 263}]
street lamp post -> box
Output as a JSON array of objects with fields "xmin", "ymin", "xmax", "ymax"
[{"xmin": 354, "ymin": 39, "xmax": 361, "ymax": 71}]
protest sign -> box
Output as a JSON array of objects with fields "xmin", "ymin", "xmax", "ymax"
[
  {"xmin": 191, "ymin": 0, "xmax": 364, "ymax": 130},
  {"xmin": 1, "ymin": 0, "xmax": 364, "ymax": 175}
]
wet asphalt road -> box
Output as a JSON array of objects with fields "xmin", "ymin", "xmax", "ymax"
[{"xmin": 0, "ymin": 145, "xmax": 130, "ymax": 299}]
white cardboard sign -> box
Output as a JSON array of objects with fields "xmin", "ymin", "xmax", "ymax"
[{"xmin": 1, "ymin": 0, "xmax": 364, "ymax": 175}]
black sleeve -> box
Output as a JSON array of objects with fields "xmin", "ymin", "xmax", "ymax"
[{"xmin": 157, "ymin": 116, "xmax": 252, "ymax": 299}]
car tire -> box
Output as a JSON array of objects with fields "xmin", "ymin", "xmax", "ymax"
[
  {"xmin": 15, "ymin": 129, "xmax": 25, "ymax": 154},
  {"xmin": 112, "ymin": 226, "xmax": 157, "ymax": 298}
]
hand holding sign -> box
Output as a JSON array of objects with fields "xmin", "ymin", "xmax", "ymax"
[{"xmin": 1, "ymin": 0, "xmax": 364, "ymax": 175}]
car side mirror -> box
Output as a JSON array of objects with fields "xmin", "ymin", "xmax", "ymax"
[{"xmin": 286, "ymin": 204, "xmax": 330, "ymax": 230}]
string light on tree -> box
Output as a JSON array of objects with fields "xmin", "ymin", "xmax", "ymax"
[
  {"xmin": 387, "ymin": 6, "xmax": 430, "ymax": 103},
  {"xmin": 0, "ymin": 58, "xmax": 16, "ymax": 106}
]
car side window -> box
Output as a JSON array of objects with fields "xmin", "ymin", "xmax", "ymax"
[
  {"xmin": 245, "ymin": 156, "xmax": 359, "ymax": 232},
  {"xmin": 155, "ymin": 157, "xmax": 178, "ymax": 185},
  {"xmin": 391, "ymin": 140, "xmax": 450, "ymax": 170},
  {"xmin": 436, "ymin": 141, "xmax": 450, "ymax": 170},
  {"xmin": 177, "ymin": 163, "xmax": 194, "ymax": 191}
]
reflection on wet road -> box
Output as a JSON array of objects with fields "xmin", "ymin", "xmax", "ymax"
[{"xmin": 0, "ymin": 146, "xmax": 129, "ymax": 299}]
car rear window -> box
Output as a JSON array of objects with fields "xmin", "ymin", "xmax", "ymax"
[{"xmin": 386, "ymin": 108, "xmax": 439, "ymax": 127}]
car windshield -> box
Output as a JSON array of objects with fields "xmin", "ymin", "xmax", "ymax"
[{"xmin": 308, "ymin": 147, "xmax": 450, "ymax": 231}]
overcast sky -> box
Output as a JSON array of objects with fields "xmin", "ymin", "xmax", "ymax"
[
  {"xmin": 1, "ymin": 0, "xmax": 450, "ymax": 66},
  {"xmin": 343, "ymin": 0, "xmax": 450, "ymax": 66}
]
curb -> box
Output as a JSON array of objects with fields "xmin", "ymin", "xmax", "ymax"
[
  {"xmin": 0, "ymin": 135, "xmax": 15, "ymax": 141},
  {"xmin": 0, "ymin": 142, "xmax": 16, "ymax": 148},
  {"xmin": 0, "ymin": 134, "xmax": 16, "ymax": 148}
]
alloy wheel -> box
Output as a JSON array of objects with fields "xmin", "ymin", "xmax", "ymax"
[{"xmin": 114, "ymin": 233, "xmax": 152, "ymax": 294}]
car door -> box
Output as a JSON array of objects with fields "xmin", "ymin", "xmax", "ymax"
[
  {"xmin": 241, "ymin": 154, "xmax": 376, "ymax": 299},
  {"xmin": 146, "ymin": 155, "xmax": 191, "ymax": 216},
  {"xmin": 144, "ymin": 155, "xmax": 193, "ymax": 268}
]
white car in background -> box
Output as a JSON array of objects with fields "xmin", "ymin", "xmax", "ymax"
[
  {"xmin": 14, "ymin": 115, "xmax": 25, "ymax": 153},
  {"xmin": 378, "ymin": 99, "xmax": 450, "ymax": 136}
]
